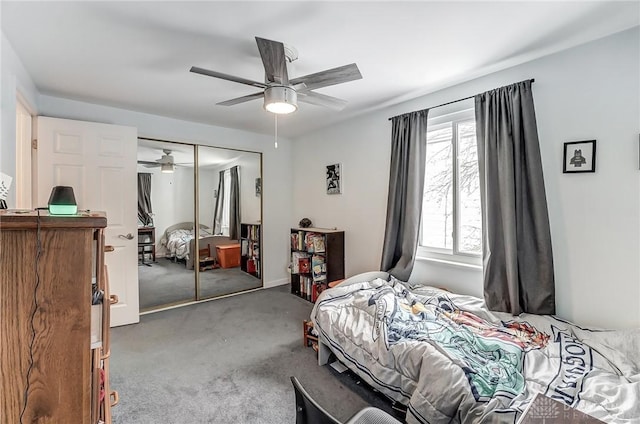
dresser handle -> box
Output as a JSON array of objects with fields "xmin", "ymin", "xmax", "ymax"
[
  {"xmin": 110, "ymin": 390, "xmax": 119, "ymax": 407},
  {"xmin": 109, "ymin": 294, "xmax": 119, "ymax": 305},
  {"xmin": 105, "ymin": 245, "xmax": 115, "ymax": 252}
]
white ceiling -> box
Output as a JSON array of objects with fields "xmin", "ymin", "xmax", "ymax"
[{"xmin": 3, "ymin": 1, "xmax": 639, "ymax": 138}]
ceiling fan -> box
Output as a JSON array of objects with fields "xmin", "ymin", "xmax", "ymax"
[
  {"xmin": 190, "ymin": 36, "xmax": 362, "ymax": 114},
  {"xmin": 137, "ymin": 149, "xmax": 179, "ymax": 173}
]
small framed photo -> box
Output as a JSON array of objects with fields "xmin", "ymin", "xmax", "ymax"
[
  {"xmin": 563, "ymin": 140, "xmax": 596, "ymax": 173},
  {"xmin": 326, "ymin": 163, "xmax": 341, "ymax": 195}
]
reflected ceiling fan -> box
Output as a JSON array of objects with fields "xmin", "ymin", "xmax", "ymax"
[
  {"xmin": 190, "ymin": 36, "xmax": 362, "ymax": 114},
  {"xmin": 137, "ymin": 149, "xmax": 181, "ymax": 173}
]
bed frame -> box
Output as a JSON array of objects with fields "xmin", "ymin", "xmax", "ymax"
[{"xmin": 159, "ymin": 222, "xmax": 238, "ymax": 269}]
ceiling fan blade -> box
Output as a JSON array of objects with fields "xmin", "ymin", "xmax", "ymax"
[
  {"xmin": 290, "ymin": 63, "xmax": 362, "ymax": 91},
  {"xmin": 255, "ymin": 37, "xmax": 288, "ymax": 85},
  {"xmin": 137, "ymin": 161, "xmax": 161, "ymax": 168},
  {"xmin": 298, "ymin": 91, "xmax": 348, "ymax": 111},
  {"xmin": 190, "ymin": 66, "xmax": 268, "ymax": 89},
  {"xmin": 217, "ymin": 92, "xmax": 265, "ymax": 106}
]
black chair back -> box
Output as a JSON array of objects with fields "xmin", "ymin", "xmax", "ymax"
[{"xmin": 291, "ymin": 376, "xmax": 342, "ymax": 424}]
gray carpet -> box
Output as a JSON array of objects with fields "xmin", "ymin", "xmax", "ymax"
[
  {"xmin": 110, "ymin": 285, "xmax": 399, "ymax": 424},
  {"xmin": 139, "ymin": 258, "xmax": 262, "ymax": 311}
]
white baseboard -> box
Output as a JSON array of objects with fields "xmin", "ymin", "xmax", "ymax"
[{"xmin": 263, "ymin": 278, "xmax": 289, "ymax": 289}]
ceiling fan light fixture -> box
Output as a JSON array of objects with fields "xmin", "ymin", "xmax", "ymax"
[
  {"xmin": 161, "ymin": 163, "xmax": 174, "ymax": 173},
  {"xmin": 264, "ymin": 86, "xmax": 297, "ymax": 114}
]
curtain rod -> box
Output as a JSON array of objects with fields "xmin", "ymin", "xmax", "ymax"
[{"xmin": 388, "ymin": 78, "xmax": 535, "ymax": 121}]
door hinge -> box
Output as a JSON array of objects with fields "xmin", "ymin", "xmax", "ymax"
[{"xmin": 32, "ymin": 139, "xmax": 37, "ymax": 150}]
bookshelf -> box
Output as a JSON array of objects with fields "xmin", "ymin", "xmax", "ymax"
[
  {"xmin": 240, "ymin": 223, "xmax": 261, "ymax": 278},
  {"xmin": 290, "ymin": 227, "xmax": 344, "ymax": 302}
]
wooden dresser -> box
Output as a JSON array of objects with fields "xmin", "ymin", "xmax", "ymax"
[{"xmin": 0, "ymin": 210, "xmax": 117, "ymax": 423}]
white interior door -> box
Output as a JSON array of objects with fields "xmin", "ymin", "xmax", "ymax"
[{"xmin": 36, "ymin": 116, "xmax": 139, "ymax": 327}]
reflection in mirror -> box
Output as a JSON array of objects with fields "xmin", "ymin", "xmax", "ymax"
[
  {"xmin": 137, "ymin": 139, "xmax": 196, "ymax": 311},
  {"xmin": 197, "ymin": 145, "xmax": 262, "ymax": 300}
]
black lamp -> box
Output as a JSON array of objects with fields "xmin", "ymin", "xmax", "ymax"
[{"xmin": 48, "ymin": 186, "xmax": 78, "ymax": 215}]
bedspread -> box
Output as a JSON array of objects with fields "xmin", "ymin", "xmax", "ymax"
[
  {"xmin": 164, "ymin": 228, "xmax": 193, "ymax": 260},
  {"xmin": 311, "ymin": 277, "xmax": 640, "ymax": 423}
]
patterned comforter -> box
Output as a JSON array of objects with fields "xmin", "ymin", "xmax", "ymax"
[
  {"xmin": 311, "ymin": 277, "xmax": 640, "ymax": 423},
  {"xmin": 164, "ymin": 228, "xmax": 193, "ymax": 260}
]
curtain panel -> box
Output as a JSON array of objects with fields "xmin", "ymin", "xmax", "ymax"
[
  {"xmin": 475, "ymin": 80, "xmax": 555, "ymax": 315},
  {"xmin": 229, "ymin": 166, "xmax": 240, "ymax": 240},
  {"xmin": 137, "ymin": 173, "xmax": 153, "ymax": 226},
  {"xmin": 380, "ymin": 110, "xmax": 429, "ymax": 281}
]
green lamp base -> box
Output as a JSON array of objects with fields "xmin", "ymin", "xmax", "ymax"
[{"xmin": 48, "ymin": 204, "xmax": 78, "ymax": 215}]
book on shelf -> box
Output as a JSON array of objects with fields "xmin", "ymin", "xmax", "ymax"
[
  {"xmin": 250, "ymin": 242, "xmax": 259, "ymax": 259},
  {"xmin": 312, "ymin": 235, "xmax": 325, "ymax": 253},
  {"xmin": 304, "ymin": 232, "xmax": 316, "ymax": 253},
  {"xmin": 299, "ymin": 276, "xmax": 313, "ymax": 300},
  {"xmin": 312, "ymin": 255, "xmax": 326, "ymax": 282},
  {"xmin": 247, "ymin": 259, "xmax": 256, "ymax": 274},
  {"xmin": 241, "ymin": 239, "xmax": 248, "ymax": 256},
  {"xmin": 291, "ymin": 231, "xmax": 305, "ymax": 251},
  {"xmin": 298, "ymin": 257, "xmax": 311, "ymax": 274},
  {"xmin": 310, "ymin": 282, "xmax": 328, "ymax": 302},
  {"xmin": 291, "ymin": 252, "xmax": 310, "ymax": 274},
  {"xmin": 243, "ymin": 224, "xmax": 260, "ymax": 240}
]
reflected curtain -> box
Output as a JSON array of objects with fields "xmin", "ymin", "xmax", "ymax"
[
  {"xmin": 475, "ymin": 79, "xmax": 555, "ymax": 315},
  {"xmin": 213, "ymin": 170, "xmax": 225, "ymax": 235},
  {"xmin": 380, "ymin": 110, "xmax": 429, "ymax": 281},
  {"xmin": 229, "ymin": 166, "xmax": 240, "ymax": 240},
  {"xmin": 137, "ymin": 173, "xmax": 153, "ymax": 226}
]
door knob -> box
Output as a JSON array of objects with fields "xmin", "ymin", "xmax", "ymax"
[{"xmin": 118, "ymin": 233, "xmax": 134, "ymax": 240}]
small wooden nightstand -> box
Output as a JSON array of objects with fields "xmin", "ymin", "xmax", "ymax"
[
  {"xmin": 138, "ymin": 227, "xmax": 155, "ymax": 265},
  {"xmin": 303, "ymin": 320, "xmax": 318, "ymax": 348}
]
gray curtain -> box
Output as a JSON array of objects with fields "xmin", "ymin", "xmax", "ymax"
[
  {"xmin": 213, "ymin": 170, "xmax": 225, "ymax": 235},
  {"xmin": 380, "ymin": 110, "xmax": 429, "ymax": 281},
  {"xmin": 229, "ymin": 166, "xmax": 240, "ymax": 240},
  {"xmin": 475, "ymin": 80, "xmax": 555, "ymax": 315},
  {"xmin": 137, "ymin": 173, "xmax": 153, "ymax": 226}
]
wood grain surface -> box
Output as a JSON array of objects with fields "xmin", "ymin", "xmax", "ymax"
[{"xmin": 1, "ymin": 225, "xmax": 94, "ymax": 422}]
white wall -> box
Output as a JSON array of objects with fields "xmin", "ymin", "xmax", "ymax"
[
  {"xmin": 1, "ymin": 33, "xmax": 39, "ymax": 207},
  {"xmin": 236, "ymin": 152, "xmax": 262, "ymax": 224},
  {"xmin": 292, "ymin": 27, "xmax": 640, "ymax": 329},
  {"xmin": 39, "ymin": 95, "xmax": 292, "ymax": 287},
  {"xmin": 203, "ymin": 151, "xmax": 262, "ymax": 231},
  {"xmin": 199, "ymin": 167, "xmax": 217, "ymax": 232}
]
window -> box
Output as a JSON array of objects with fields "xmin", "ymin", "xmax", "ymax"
[{"xmin": 420, "ymin": 108, "xmax": 482, "ymax": 263}]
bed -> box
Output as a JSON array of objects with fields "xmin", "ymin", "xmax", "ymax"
[
  {"xmin": 159, "ymin": 222, "xmax": 237, "ymax": 269},
  {"xmin": 311, "ymin": 272, "xmax": 640, "ymax": 423}
]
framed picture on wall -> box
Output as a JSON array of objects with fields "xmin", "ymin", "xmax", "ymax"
[
  {"xmin": 326, "ymin": 163, "xmax": 341, "ymax": 194},
  {"xmin": 563, "ymin": 140, "xmax": 596, "ymax": 173}
]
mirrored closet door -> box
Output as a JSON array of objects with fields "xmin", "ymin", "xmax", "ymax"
[
  {"xmin": 137, "ymin": 138, "xmax": 262, "ymax": 312},
  {"xmin": 196, "ymin": 145, "xmax": 262, "ymax": 300},
  {"xmin": 137, "ymin": 139, "xmax": 196, "ymax": 311}
]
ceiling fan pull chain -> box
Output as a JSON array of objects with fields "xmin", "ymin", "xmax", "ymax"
[{"xmin": 274, "ymin": 114, "xmax": 278, "ymax": 149}]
